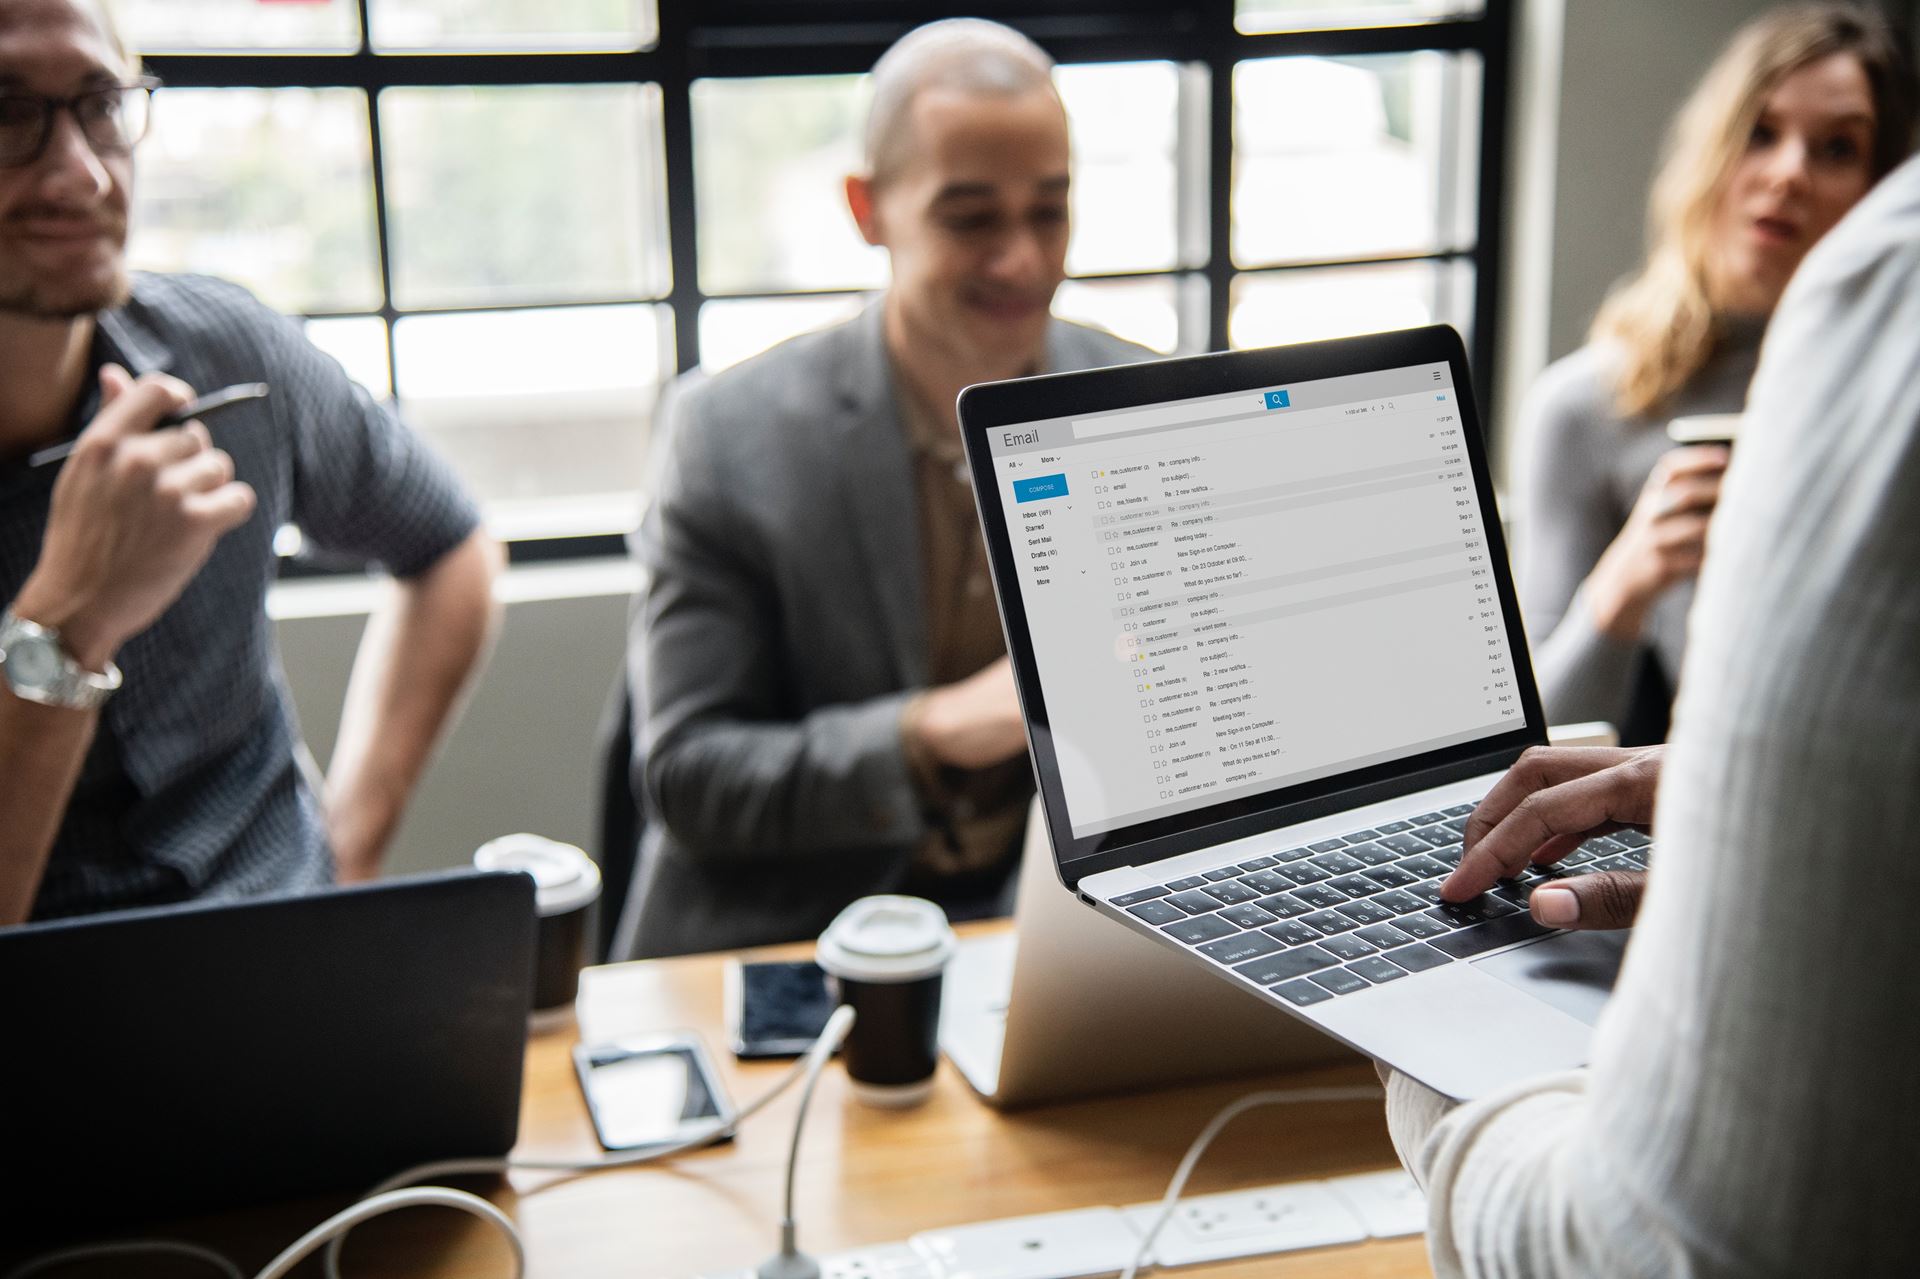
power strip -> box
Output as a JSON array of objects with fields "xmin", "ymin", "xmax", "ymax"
[
  {"xmin": 916, "ymin": 1208, "xmax": 1142, "ymax": 1279},
  {"xmin": 696, "ymin": 1169, "xmax": 1423, "ymax": 1279},
  {"xmin": 1120, "ymin": 1182, "xmax": 1369, "ymax": 1265}
]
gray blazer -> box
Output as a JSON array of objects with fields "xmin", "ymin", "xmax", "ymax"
[{"xmin": 615, "ymin": 303, "xmax": 1150, "ymax": 958}]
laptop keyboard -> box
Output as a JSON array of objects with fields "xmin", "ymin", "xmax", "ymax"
[{"xmin": 1111, "ymin": 803, "xmax": 1654, "ymax": 1008}]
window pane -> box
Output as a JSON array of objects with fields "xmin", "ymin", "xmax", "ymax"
[
  {"xmin": 1234, "ymin": 52, "xmax": 1479, "ymax": 268},
  {"xmin": 1236, "ymin": 0, "xmax": 1482, "ymax": 35},
  {"xmin": 1056, "ymin": 62, "xmax": 1183, "ymax": 277},
  {"xmin": 304, "ymin": 316, "xmax": 392, "ymax": 400},
  {"xmin": 692, "ymin": 76, "xmax": 885, "ymax": 296},
  {"xmin": 1229, "ymin": 259, "xmax": 1473, "ymax": 349},
  {"xmin": 699, "ymin": 295, "xmax": 869, "ymax": 375},
  {"xmin": 129, "ymin": 89, "xmax": 382, "ymax": 314},
  {"xmin": 393, "ymin": 305, "xmax": 671, "ymax": 513},
  {"xmin": 694, "ymin": 64, "xmax": 1190, "ymax": 293},
  {"xmin": 115, "ymin": 0, "xmax": 360, "ymax": 52},
  {"xmin": 1053, "ymin": 275, "xmax": 1197, "ymax": 355},
  {"xmin": 371, "ymin": 0, "xmax": 657, "ymax": 52},
  {"xmin": 381, "ymin": 84, "xmax": 669, "ymax": 309}
]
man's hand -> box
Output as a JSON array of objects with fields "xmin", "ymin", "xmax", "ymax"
[
  {"xmin": 12, "ymin": 364, "xmax": 257, "ymax": 670},
  {"xmin": 1586, "ymin": 445, "xmax": 1728, "ymax": 641},
  {"xmin": 0, "ymin": 366, "xmax": 256, "ymax": 924},
  {"xmin": 1443, "ymin": 745, "xmax": 1664, "ymax": 930},
  {"xmin": 907, "ymin": 656, "xmax": 1027, "ymax": 770}
]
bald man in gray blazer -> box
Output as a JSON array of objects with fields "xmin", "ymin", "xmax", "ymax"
[
  {"xmin": 618, "ymin": 301, "xmax": 1145, "ymax": 957},
  {"xmin": 613, "ymin": 21, "xmax": 1156, "ymax": 957}
]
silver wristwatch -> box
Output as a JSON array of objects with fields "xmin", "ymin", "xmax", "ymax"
[{"xmin": 0, "ymin": 607, "xmax": 122, "ymax": 711}]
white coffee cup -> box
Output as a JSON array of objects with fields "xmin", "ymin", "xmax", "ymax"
[{"xmin": 1666, "ymin": 413, "xmax": 1742, "ymax": 446}]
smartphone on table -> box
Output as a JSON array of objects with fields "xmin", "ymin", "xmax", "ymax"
[
  {"xmin": 573, "ymin": 1031, "xmax": 736, "ymax": 1153},
  {"xmin": 726, "ymin": 959, "xmax": 835, "ymax": 1059}
]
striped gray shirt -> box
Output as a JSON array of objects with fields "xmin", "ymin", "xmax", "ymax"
[{"xmin": 0, "ymin": 273, "xmax": 479, "ymax": 920}]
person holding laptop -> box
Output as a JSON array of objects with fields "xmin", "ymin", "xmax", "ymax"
[
  {"xmin": 1401, "ymin": 151, "xmax": 1920, "ymax": 1276},
  {"xmin": 1516, "ymin": 4, "xmax": 1912, "ymax": 742},
  {"xmin": 0, "ymin": 0, "xmax": 500, "ymax": 924},
  {"xmin": 619, "ymin": 19, "xmax": 1148, "ymax": 958}
]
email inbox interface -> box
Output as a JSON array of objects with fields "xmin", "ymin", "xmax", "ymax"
[{"xmin": 991, "ymin": 364, "xmax": 1523, "ymax": 838}]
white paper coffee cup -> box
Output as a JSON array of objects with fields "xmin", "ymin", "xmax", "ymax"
[{"xmin": 1666, "ymin": 413, "xmax": 1742, "ymax": 445}]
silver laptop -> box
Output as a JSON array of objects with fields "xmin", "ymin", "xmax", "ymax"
[
  {"xmin": 940, "ymin": 797, "xmax": 1356, "ymax": 1108},
  {"xmin": 957, "ymin": 326, "xmax": 1635, "ymax": 1101}
]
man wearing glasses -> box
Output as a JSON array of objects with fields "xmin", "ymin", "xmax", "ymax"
[
  {"xmin": 0, "ymin": 0, "xmax": 501, "ymax": 925},
  {"xmin": 618, "ymin": 19, "xmax": 1148, "ymax": 957}
]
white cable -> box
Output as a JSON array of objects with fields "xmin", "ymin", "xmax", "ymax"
[
  {"xmin": 771, "ymin": 1004, "xmax": 854, "ymax": 1266},
  {"xmin": 785, "ymin": 1008, "xmax": 854, "ymax": 1229},
  {"xmin": 255, "ymin": 1187, "xmax": 522, "ymax": 1279},
  {"xmin": 3, "ymin": 1239, "xmax": 244, "ymax": 1279},
  {"xmin": 11, "ymin": 1008, "xmax": 858, "ymax": 1279},
  {"xmin": 321, "ymin": 1005, "xmax": 859, "ymax": 1279},
  {"xmin": 1118, "ymin": 1085, "xmax": 1384, "ymax": 1279}
]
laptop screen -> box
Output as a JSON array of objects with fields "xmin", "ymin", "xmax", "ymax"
[{"xmin": 979, "ymin": 355, "xmax": 1527, "ymax": 843}]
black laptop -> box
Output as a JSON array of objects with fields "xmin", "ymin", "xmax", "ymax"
[{"xmin": 0, "ymin": 869, "xmax": 536, "ymax": 1239}]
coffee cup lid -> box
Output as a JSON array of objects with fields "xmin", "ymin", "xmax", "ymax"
[
  {"xmin": 1667, "ymin": 412, "xmax": 1742, "ymax": 444},
  {"xmin": 816, "ymin": 895, "xmax": 955, "ymax": 983},
  {"xmin": 474, "ymin": 834, "xmax": 601, "ymax": 916}
]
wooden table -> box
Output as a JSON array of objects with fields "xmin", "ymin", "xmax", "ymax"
[{"xmin": 28, "ymin": 925, "xmax": 1434, "ymax": 1278}]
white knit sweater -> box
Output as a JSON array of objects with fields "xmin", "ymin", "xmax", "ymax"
[{"xmin": 1387, "ymin": 154, "xmax": 1920, "ymax": 1278}]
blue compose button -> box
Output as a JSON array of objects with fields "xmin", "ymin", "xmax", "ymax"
[
  {"xmin": 1012, "ymin": 473, "xmax": 1069, "ymax": 504},
  {"xmin": 1264, "ymin": 389, "xmax": 1291, "ymax": 410}
]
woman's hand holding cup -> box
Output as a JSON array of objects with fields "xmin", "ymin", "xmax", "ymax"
[{"xmin": 1586, "ymin": 443, "xmax": 1730, "ymax": 641}]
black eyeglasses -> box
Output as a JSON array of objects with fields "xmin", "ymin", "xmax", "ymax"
[{"xmin": 0, "ymin": 77, "xmax": 160, "ymax": 170}]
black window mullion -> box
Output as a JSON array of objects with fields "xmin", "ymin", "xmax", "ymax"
[
  {"xmin": 144, "ymin": 50, "xmax": 670, "ymax": 91},
  {"xmin": 369, "ymin": 97, "xmax": 401, "ymax": 405},
  {"xmin": 1206, "ymin": 0, "xmax": 1237, "ymax": 352},
  {"xmin": 1468, "ymin": 0, "xmax": 1512, "ymax": 441},
  {"xmin": 1231, "ymin": 15, "xmax": 1490, "ymax": 59},
  {"xmin": 349, "ymin": 0, "xmax": 402, "ymax": 406},
  {"xmin": 678, "ymin": 14, "xmax": 1495, "ymax": 78},
  {"xmin": 362, "ymin": 99, "xmax": 402, "ymax": 403},
  {"xmin": 658, "ymin": 1, "xmax": 703, "ymax": 374}
]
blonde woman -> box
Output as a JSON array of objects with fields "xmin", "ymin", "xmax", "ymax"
[{"xmin": 1517, "ymin": 3, "xmax": 1914, "ymax": 741}]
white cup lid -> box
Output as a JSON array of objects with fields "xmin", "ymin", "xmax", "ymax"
[
  {"xmin": 816, "ymin": 895, "xmax": 956, "ymax": 983},
  {"xmin": 474, "ymin": 834, "xmax": 601, "ymax": 916},
  {"xmin": 1667, "ymin": 412, "xmax": 1743, "ymax": 444}
]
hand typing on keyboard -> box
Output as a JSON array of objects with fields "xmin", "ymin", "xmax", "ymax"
[{"xmin": 1444, "ymin": 746, "xmax": 1664, "ymax": 931}]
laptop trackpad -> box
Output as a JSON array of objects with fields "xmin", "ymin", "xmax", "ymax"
[{"xmin": 1473, "ymin": 930, "xmax": 1628, "ymax": 1027}]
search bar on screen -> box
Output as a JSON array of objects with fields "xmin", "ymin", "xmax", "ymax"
[{"xmin": 1071, "ymin": 391, "xmax": 1284, "ymax": 441}]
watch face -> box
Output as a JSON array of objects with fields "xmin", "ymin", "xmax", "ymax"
[{"xmin": 8, "ymin": 633, "xmax": 60, "ymax": 688}]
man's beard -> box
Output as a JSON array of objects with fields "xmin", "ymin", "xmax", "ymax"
[
  {"xmin": 0, "ymin": 263, "xmax": 131, "ymax": 319},
  {"xmin": 0, "ymin": 210, "xmax": 133, "ymax": 318}
]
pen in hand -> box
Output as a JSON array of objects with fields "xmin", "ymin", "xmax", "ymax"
[{"xmin": 27, "ymin": 382, "xmax": 272, "ymax": 469}]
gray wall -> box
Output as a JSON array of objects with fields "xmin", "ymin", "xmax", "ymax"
[
  {"xmin": 1491, "ymin": 0, "xmax": 1785, "ymax": 476},
  {"xmin": 274, "ymin": 569, "xmax": 633, "ymax": 878},
  {"xmin": 1542, "ymin": 0, "xmax": 1781, "ymax": 362}
]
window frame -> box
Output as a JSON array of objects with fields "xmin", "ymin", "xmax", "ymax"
[{"xmin": 141, "ymin": 0, "xmax": 1513, "ymax": 568}]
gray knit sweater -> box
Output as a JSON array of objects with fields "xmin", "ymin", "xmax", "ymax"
[
  {"xmin": 1515, "ymin": 318, "xmax": 1764, "ymax": 733},
  {"xmin": 1388, "ymin": 154, "xmax": 1920, "ymax": 1278}
]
